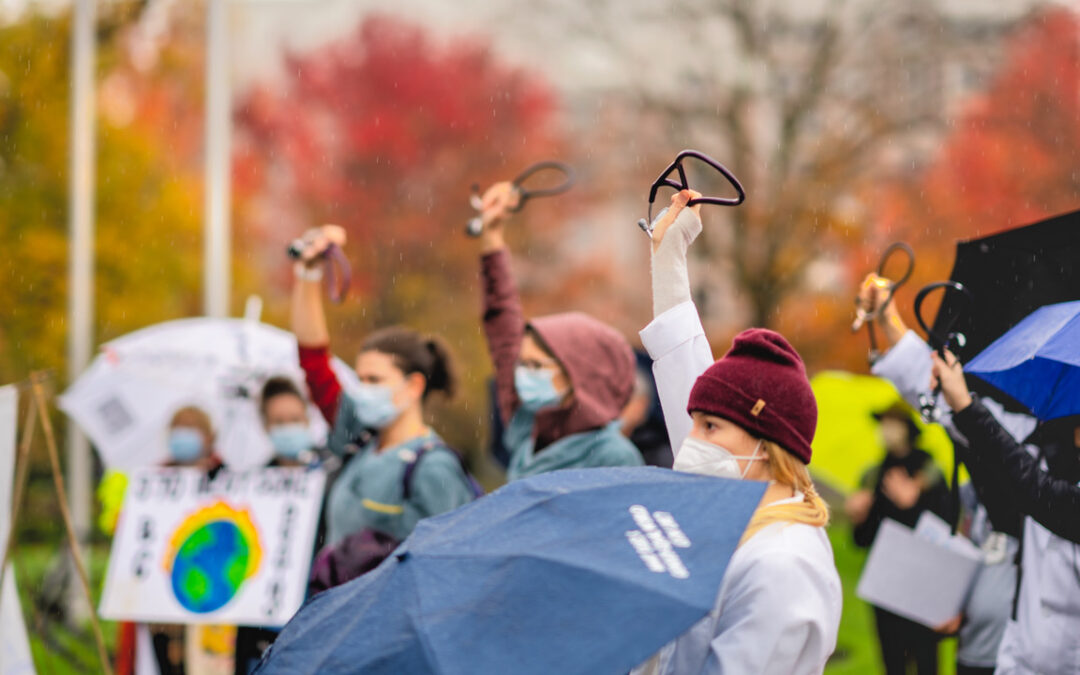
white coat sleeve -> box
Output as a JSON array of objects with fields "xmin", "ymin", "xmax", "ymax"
[
  {"xmin": 704, "ymin": 550, "xmax": 839, "ymax": 675},
  {"xmin": 871, "ymin": 330, "xmax": 1037, "ymax": 443},
  {"xmin": 639, "ymin": 301, "xmax": 714, "ymax": 455}
]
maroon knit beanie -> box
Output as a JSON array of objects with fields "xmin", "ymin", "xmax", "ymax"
[{"xmin": 687, "ymin": 328, "xmax": 817, "ymax": 464}]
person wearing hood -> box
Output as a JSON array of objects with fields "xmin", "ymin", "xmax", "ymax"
[
  {"xmin": 632, "ymin": 190, "xmax": 841, "ymax": 675},
  {"xmin": 290, "ymin": 226, "xmax": 478, "ymax": 547},
  {"xmin": 473, "ymin": 181, "xmax": 644, "ymax": 480}
]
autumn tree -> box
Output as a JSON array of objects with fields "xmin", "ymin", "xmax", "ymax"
[
  {"xmin": 869, "ymin": 6, "xmax": 1080, "ymax": 357},
  {"xmin": 233, "ymin": 15, "xmax": 562, "ymax": 461}
]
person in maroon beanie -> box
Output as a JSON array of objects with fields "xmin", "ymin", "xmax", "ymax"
[{"xmin": 631, "ymin": 190, "xmax": 841, "ymax": 675}]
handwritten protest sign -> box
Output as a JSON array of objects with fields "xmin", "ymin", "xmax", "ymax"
[{"xmin": 100, "ymin": 467, "xmax": 325, "ymax": 627}]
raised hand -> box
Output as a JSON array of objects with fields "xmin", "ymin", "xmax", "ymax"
[
  {"xmin": 296, "ymin": 225, "xmax": 347, "ymax": 266},
  {"xmin": 930, "ymin": 349, "xmax": 973, "ymax": 412},
  {"xmin": 649, "ymin": 189, "xmax": 703, "ymax": 254},
  {"xmin": 855, "ymin": 273, "xmax": 892, "ymax": 318}
]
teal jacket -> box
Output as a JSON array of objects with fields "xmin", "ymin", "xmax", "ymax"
[
  {"xmin": 482, "ymin": 248, "xmax": 644, "ymax": 480},
  {"xmin": 322, "ymin": 388, "xmax": 476, "ymax": 546},
  {"xmin": 506, "ymin": 409, "xmax": 642, "ymax": 480}
]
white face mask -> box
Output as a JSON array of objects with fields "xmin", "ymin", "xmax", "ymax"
[{"xmin": 673, "ymin": 436, "xmax": 764, "ymax": 480}]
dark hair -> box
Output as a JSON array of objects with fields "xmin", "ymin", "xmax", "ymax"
[
  {"xmin": 360, "ymin": 326, "xmax": 457, "ymax": 399},
  {"xmin": 259, "ymin": 376, "xmax": 306, "ymax": 419}
]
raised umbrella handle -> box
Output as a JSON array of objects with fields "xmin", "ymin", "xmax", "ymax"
[
  {"xmin": 913, "ymin": 279, "xmax": 974, "ymax": 535},
  {"xmin": 638, "ymin": 149, "xmax": 746, "ymax": 237},
  {"xmin": 852, "ymin": 242, "xmax": 916, "ymax": 364},
  {"xmin": 465, "ymin": 161, "xmax": 575, "ymax": 237}
]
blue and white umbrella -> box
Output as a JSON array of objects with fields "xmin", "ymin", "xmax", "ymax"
[
  {"xmin": 966, "ymin": 300, "xmax": 1080, "ymax": 421},
  {"xmin": 257, "ymin": 467, "xmax": 766, "ymax": 675}
]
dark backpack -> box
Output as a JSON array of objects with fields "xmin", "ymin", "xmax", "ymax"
[{"xmin": 307, "ymin": 441, "xmax": 482, "ymax": 595}]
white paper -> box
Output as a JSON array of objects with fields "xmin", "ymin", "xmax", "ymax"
[
  {"xmin": 100, "ymin": 467, "xmax": 325, "ymax": 626},
  {"xmin": 914, "ymin": 511, "xmax": 984, "ymax": 560},
  {"xmin": 856, "ymin": 517, "xmax": 983, "ymax": 627},
  {"xmin": 0, "ymin": 385, "xmax": 36, "ymax": 675}
]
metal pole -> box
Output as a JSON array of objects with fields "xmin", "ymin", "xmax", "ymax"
[
  {"xmin": 66, "ymin": 0, "xmax": 96, "ymax": 622},
  {"xmin": 204, "ymin": 0, "xmax": 231, "ymax": 318}
]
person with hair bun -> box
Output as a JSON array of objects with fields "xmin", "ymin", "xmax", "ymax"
[
  {"xmin": 290, "ymin": 226, "xmax": 477, "ymax": 547},
  {"xmin": 632, "ymin": 191, "xmax": 841, "ymax": 675}
]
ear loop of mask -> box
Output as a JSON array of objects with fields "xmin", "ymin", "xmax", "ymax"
[{"xmin": 740, "ymin": 439, "xmax": 765, "ymax": 479}]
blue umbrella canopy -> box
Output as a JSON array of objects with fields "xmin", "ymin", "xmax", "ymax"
[
  {"xmin": 256, "ymin": 467, "xmax": 766, "ymax": 675},
  {"xmin": 966, "ymin": 300, "xmax": 1080, "ymax": 421}
]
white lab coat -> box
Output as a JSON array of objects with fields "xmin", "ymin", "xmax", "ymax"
[
  {"xmin": 874, "ymin": 330, "xmax": 1080, "ymax": 674},
  {"xmin": 634, "ymin": 301, "xmax": 842, "ymax": 675}
]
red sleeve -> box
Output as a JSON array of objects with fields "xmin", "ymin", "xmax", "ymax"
[
  {"xmin": 298, "ymin": 344, "xmax": 342, "ymax": 427},
  {"xmin": 481, "ymin": 248, "xmax": 525, "ymax": 425}
]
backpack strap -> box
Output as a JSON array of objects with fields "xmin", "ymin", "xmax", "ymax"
[{"xmin": 401, "ymin": 438, "xmax": 484, "ymax": 501}]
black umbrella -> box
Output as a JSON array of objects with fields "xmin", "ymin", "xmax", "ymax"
[{"xmin": 931, "ymin": 209, "xmax": 1080, "ymax": 406}]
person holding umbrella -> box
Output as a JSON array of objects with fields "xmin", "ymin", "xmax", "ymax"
[
  {"xmin": 854, "ymin": 276, "xmax": 1080, "ymax": 674},
  {"xmin": 931, "ymin": 349, "xmax": 1080, "ymax": 675},
  {"xmin": 633, "ymin": 190, "xmax": 841, "ymax": 674},
  {"xmin": 472, "ymin": 181, "xmax": 644, "ymax": 479},
  {"xmin": 290, "ymin": 226, "xmax": 478, "ymax": 547}
]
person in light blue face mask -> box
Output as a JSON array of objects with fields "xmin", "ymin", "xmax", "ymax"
[
  {"xmin": 165, "ymin": 406, "xmax": 223, "ymax": 472},
  {"xmin": 259, "ymin": 376, "xmax": 318, "ymax": 467},
  {"xmin": 290, "ymin": 226, "xmax": 480, "ymax": 550},
  {"xmin": 472, "ymin": 180, "xmax": 645, "ymax": 481}
]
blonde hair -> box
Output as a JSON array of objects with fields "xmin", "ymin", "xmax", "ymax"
[{"xmin": 740, "ymin": 440, "xmax": 829, "ymax": 545}]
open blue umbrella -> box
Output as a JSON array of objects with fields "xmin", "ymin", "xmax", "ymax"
[
  {"xmin": 966, "ymin": 300, "xmax": 1080, "ymax": 421},
  {"xmin": 255, "ymin": 467, "xmax": 765, "ymax": 675}
]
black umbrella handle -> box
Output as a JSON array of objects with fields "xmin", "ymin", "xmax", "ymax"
[
  {"xmin": 465, "ymin": 161, "xmax": 575, "ymax": 237},
  {"xmin": 285, "ymin": 240, "xmax": 351, "ymax": 304},
  {"xmin": 913, "ymin": 280, "xmax": 973, "ymax": 422},
  {"xmin": 853, "ymin": 242, "xmax": 916, "ymax": 363},
  {"xmin": 638, "ymin": 150, "xmax": 746, "ymax": 237},
  {"xmin": 510, "ymin": 161, "xmax": 575, "ymax": 210}
]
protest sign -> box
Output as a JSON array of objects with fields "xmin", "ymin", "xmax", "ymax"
[{"xmin": 100, "ymin": 467, "xmax": 325, "ymax": 627}]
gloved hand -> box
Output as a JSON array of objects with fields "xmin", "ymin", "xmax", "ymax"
[{"xmin": 650, "ymin": 190, "xmax": 703, "ymax": 317}]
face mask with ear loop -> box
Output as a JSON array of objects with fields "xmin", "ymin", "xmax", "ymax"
[{"xmin": 673, "ymin": 436, "xmax": 765, "ymax": 480}]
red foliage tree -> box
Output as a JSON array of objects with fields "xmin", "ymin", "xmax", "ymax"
[
  {"xmin": 233, "ymin": 15, "xmax": 562, "ymax": 457},
  {"xmin": 838, "ymin": 6, "xmax": 1080, "ymax": 371}
]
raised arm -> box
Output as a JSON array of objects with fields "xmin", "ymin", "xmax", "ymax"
[
  {"xmin": 475, "ymin": 182, "xmax": 526, "ymax": 424},
  {"xmin": 639, "ymin": 191, "xmax": 714, "ymax": 453},
  {"xmin": 291, "ymin": 225, "xmax": 345, "ymax": 426},
  {"xmin": 865, "ymin": 275, "xmax": 1036, "ymax": 441},
  {"xmin": 933, "ymin": 351, "xmax": 1080, "ymax": 543}
]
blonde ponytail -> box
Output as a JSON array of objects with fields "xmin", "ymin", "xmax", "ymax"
[{"xmin": 740, "ymin": 440, "xmax": 829, "ymax": 545}]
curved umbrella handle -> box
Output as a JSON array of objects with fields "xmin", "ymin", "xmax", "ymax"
[
  {"xmin": 913, "ymin": 280, "xmax": 972, "ymax": 353},
  {"xmin": 285, "ymin": 240, "xmax": 351, "ymax": 304},
  {"xmin": 510, "ymin": 161, "xmax": 575, "ymax": 211},
  {"xmin": 639, "ymin": 150, "xmax": 746, "ymax": 234},
  {"xmin": 876, "ymin": 242, "xmax": 915, "ymax": 288},
  {"xmin": 913, "ymin": 280, "xmax": 973, "ymax": 425},
  {"xmin": 852, "ymin": 242, "xmax": 916, "ymax": 363},
  {"xmin": 465, "ymin": 161, "xmax": 575, "ymax": 237}
]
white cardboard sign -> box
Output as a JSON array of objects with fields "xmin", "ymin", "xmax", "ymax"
[{"xmin": 100, "ymin": 467, "xmax": 325, "ymax": 627}]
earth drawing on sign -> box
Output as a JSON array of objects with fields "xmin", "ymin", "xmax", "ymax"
[{"xmin": 163, "ymin": 501, "xmax": 263, "ymax": 613}]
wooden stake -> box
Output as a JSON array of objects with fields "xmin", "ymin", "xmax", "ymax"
[
  {"xmin": 0, "ymin": 391, "xmax": 37, "ymax": 591},
  {"xmin": 30, "ymin": 373, "xmax": 113, "ymax": 675}
]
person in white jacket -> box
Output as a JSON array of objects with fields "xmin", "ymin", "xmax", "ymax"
[{"xmin": 633, "ymin": 190, "xmax": 842, "ymax": 675}]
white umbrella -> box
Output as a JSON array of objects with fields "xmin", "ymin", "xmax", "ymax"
[{"xmin": 59, "ymin": 317, "xmax": 359, "ymax": 470}]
